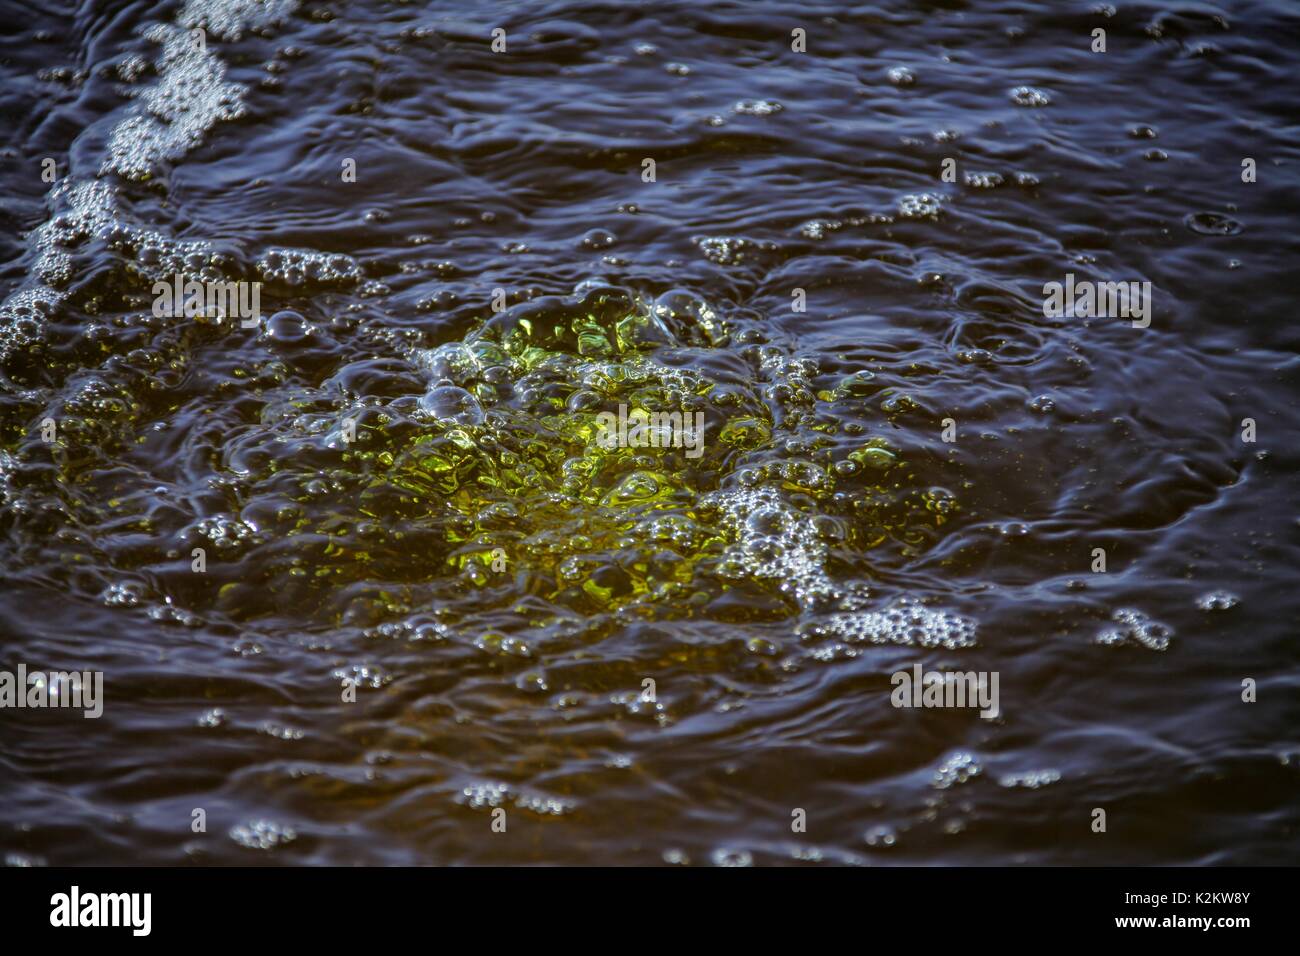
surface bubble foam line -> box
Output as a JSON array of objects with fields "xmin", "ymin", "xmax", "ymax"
[{"xmin": 0, "ymin": 0, "xmax": 301, "ymax": 363}]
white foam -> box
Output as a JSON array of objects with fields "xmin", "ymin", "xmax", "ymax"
[
  {"xmin": 229, "ymin": 819, "xmax": 297, "ymax": 850},
  {"xmin": 176, "ymin": 0, "xmax": 297, "ymax": 41},
  {"xmin": 103, "ymin": 24, "xmax": 247, "ymax": 181},
  {"xmin": 707, "ymin": 484, "xmax": 978, "ymax": 650},
  {"xmin": 1, "ymin": 0, "xmax": 301, "ymax": 361},
  {"xmin": 1009, "ymin": 86, "xmax": 1052, "ymax": 107},
  {"xmin": 933, "ymin": 751, "xmax": 981, "ymax": 789},
  {"xmin": 1095, "ymin": 607, "xmax": 1173, "ymax": 651},
  {"xmin": 897, "ymin": 193, "xmax": 941, "ymax": 220}
]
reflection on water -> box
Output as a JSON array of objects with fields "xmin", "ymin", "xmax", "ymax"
[{"xmin": 1, "ymin": 0, "xmax": 1298, "ymax": 865}]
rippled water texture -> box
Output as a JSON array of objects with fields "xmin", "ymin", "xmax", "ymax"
[{"xmin": 1, "ymin": 0, "xmax": 1298, "ymax": 865}]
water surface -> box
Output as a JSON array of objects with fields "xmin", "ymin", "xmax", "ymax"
[{"xmin": 1, "ymin": 0, "xmax": 1299, "ymax": 865}]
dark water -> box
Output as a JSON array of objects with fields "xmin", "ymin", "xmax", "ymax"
[{"xmin": 1, "ymin": 0, "xmax": 1298, "ymax": 865}]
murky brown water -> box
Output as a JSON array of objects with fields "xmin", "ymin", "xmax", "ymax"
[{"xmin": 1, "ymin": 0, "xmax": 1298, "ymax": 865}]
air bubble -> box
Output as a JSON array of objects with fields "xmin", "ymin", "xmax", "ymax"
[{"xmin": 419, "ymin": 385, "xmax": 485, "ymax": 426}]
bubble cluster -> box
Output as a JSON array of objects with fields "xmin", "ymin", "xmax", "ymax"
[
  {"xmin": 104, "ymin": 24, "xmax": 247, "ymax": 181},
  {"xmin": 0, "ymin": 180, "xmax": 117, "ymax": 361},
  {"xmin": 694, "ymin": 235, "xmax": 752, "ymax": 265},
  {"xmin": 513, "ymin": 792, "xmax": 575, "ymax": 816},
  {"xmin": 998, "ymin": 769, "xmax": 1060, "ymax": 789},
  {"xmin": 197, "ymin": 708, "xmax": 226, "ymax": 728},
  {"xmin": 708, "ymin": 487, "xmax": 977, "ymax": 648},
  {"xmin": 1009, "ymin": 86, "xmax": 1052, "ymax": 106},
  {"xmin": 458, "ymin": 782, "xmax": 573, "ymax": 817},
  {"xmin": 887, "ymin": 66, "xmax": 916, "ymax": 87},
  {"xmin": 799, "ymin": 219, "xmax": 833, "ymax": 240},
  {"xmin": 2, "ymin": 0, "xmax": 301, "ymax": 362},
  {"xmin": 257, "ymin": 247, "xmax": 363, "ymax": 288},
  {"xmin": 706, "ymin": 487, "xmax": 837, "ymax": 607},
  {"xmin": 113, "ymin": 54, "xmax": 150, "ymax": 82},
  {"xmin": 229, "ymin": 820, "xmax": 297, "ymax": 850},
  {"xmin": 817, "ymin": 600, "xmax": 978, "ymax": 649},
  {"xmin": 148, "ymin": 603, "xmax": 203, "ymax": 628},
  {"xmin": 178, "ymin": 0, "xmax": 298, "ymax": 41},
  {"xmin": 364, "ymin": 619, "xmax": 452, "ymax": 643},
  {"xmin": 897, "ymin": 193, "xmax": 941, "ymax": 220},
  {"xmin": 933, "ymin": 751, "xmax": 981, "ymax": 789},
  {"xmin": 733, "ymin": 99, "xmax": 783, "ymax": 115},
  {"xmin": 0, "ymin": 452, "xmax": 20, "ymax": 512},
  {"xmin": 100, "ymin": 582, "xmax": 145, "ymax": 608},
  {"xmin": 332, "ymin": 664, "xmax": 390, "ymax": 689},
  {"xmin": 460, "ymin": 781, "xmax": 510, "ymax": 809},
  {"xmin": 1196, "ymin": 591, "xmax": 1240, "ymax": 612},
  {"xmin": 1095, "ymin": 608, "xmax": 1173, "ymax": 651},
  {"xmin": 260, "ymin": 723, "xmax": 305, "ymax": 741},
  {"xmin": 964, "ymin": 171, "xmax": 1004, "ymax": 189},
  {"xmin": 190, "ymin": 515, "xmax": 258, "ymax": 554}
]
